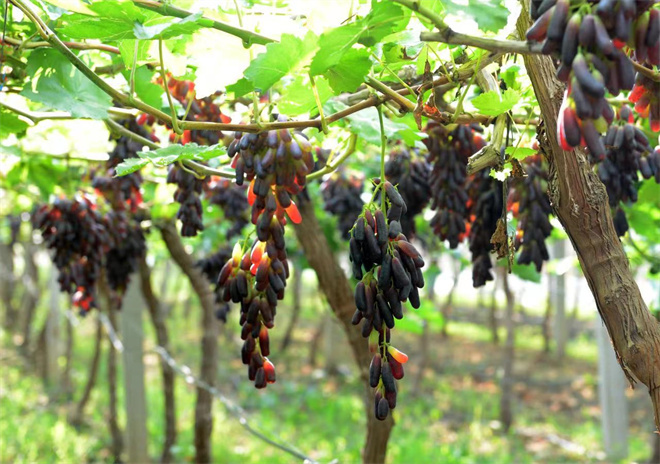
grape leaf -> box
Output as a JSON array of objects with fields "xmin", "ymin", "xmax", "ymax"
[
  {"xmin": 227, "ymin": 33, "xmax": 317, "ymax": 97},
  {"xmin": 118, "ymin": 40, "xmax": 151, "ymax": 69},
  {"xmin": 278, "ymin": 74, "xmax": 333, "ymax": 117},
  {"xmin": 58, "ymin": 0, "xmax": 203, "ymax": 40},
  {"xmin": 310, "ymin": 1, "xmax": 410, "ymax": 76},
  {"xmin": 122, "ymin": 65, "xmax": 164, "ymax": 109},
  {"xmin": 325, "ymin": 48, "xmax": 372, "ymax": 93},
  {"xmin": 115, "ymin": 157, "xmax": 149, "ymax": 176},
  {"xmin": 505, "ymin": 146, "xmax": 536, "ymax": 161},
  {"xmin": 472, "ymin": 89, "xmax": 520, "ymax": 116},
  {"xmin": 21, "ymin": 49, "xmax": 112, "ymax": 119},
  {"xmin": 133, "ymin": 12, "xmax": 203, "ymax": 40},
  {"xmin": 327, "ymin": 102, "xmax": 424, "ymax": 145},
  {"xmin": 116, "ymin": 143, "xmax": 227, "ymax": 176},
  {"xmin": 443, "ymin": 0, "xmax": 509, "ymax": 33},
  {"xmin": 0, "ymin": 111, "xmax": 29, "ymax": 138}
]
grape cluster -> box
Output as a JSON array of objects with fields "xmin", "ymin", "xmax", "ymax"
[
  {"xmin": 167, "ymin": 165, "xmax": 207, "ymax": 237},
  {"xmin": 92, "ymin": 119, "xmax": 148, "ymax": 212},
  {"xmin": 218, "ymin": 240, "xmax": 286, "ymax": 388},
  {"xmin": 527, "ymin": 0, "xmax": 660, "ymax": 156},
  {"xmin": 216, "ymin": 119, "xmax": 314, "ymax": 387},
  {"xmin": 349, "ymin": 180, "xmax": 424, "ymax": 421},
  {"xmin": 203, "ymin": 177, "xmax": 250, "ymax": 240},
  {"xmin": 321, "ymin": 169, "xmax": 365, "ymax": 239},
  {"xmin": 196, "ymin": 248, "xmax": 232, "ymax": 322},
  {"xmin": 467, "ymin": 171, "xmax": 503, "ymax": 287},
  {"xmin": 425, "ymin": 122, "xmax": 486, "ymax": 248},
  {"xmin": 509, "ymin": 155, "xmax": 553, "ymax": 272},
  {"xmin": 33, "ymin": 196, "xmax": 108, "ymax": 312},
  {"xmin": 384, "ymin": 145, "xmax": 432, "ymax": 238},
  {"xmin": 162, "ymin": 76, "xmax": 231, "ymax": 145},
  {"xmin": 104, "ymin": 210, "xmax": 146, "ymax": 293},
  {"xmin": 629, "ymin": 71, "xmax": 660, "ymax": 131},
  {"xmin": 593, "ymin": 105, "xmax": 657, "ymax": 235}
]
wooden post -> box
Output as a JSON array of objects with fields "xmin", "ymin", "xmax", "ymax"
[
  {"xmin": 597, "ymin": 323, "xmax": 629, "ymax": 460},
  {"xmin": 120, "ymin": 282, "xmax": 149, "ymax": 464},
  {"xmin": 45, "ymin": 265, "xmax": 61, "ymax": 389},
  {"xmin": 551, "ymin": 240, "xmax": 567, "ymax": 359}
]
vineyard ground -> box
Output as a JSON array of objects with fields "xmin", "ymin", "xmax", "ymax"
[{"xmin": 0, "ymin": 275, "xmax": 655, "ymax": 464}]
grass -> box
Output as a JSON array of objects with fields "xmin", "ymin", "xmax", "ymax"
[{"xmin": 0, "ymin": 274, "xmax": 656, "ymax": 464}]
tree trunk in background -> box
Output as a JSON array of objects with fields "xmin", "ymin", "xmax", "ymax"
[
  {"xmin": 0, "ymin": 242, "xmax": 17, "ymax": 330},
  {"xmin": 517, "ymin": 7, "xmax": 660, "ymax": 430},
  {"xmin": 61, "ymin": 315, "xmax": 74, "ymax": 399},
  {"xmin": 70, "ymin": 314, "xmax": 103, "ymax": 427},
  {"xmin": 415, "ymin": 274, "xmax": 438, "ymax": 393},
  {"xmin": 308, "ymin": 316, "xmax": 325, "ymax": 368},
  {"xmin": 44, "ymin": 267, "xmax": 61, "ymax": 393},
  {"xmin": 101, "ymin": 281, "xmax": 124, "ymax": 463},
  {"xmin": 20, "ymin": 242, "xmax": 39, "ymax": 354},
  {"xmin": 649, "ymin": 433, "xmax": 660, "ymax": 464},
  {"xmin": 542, "ymin": 284, "xmax": 552, "ymax": 354},
  {"xmin": 121, "ymin": 282, "xmax": 149, "ymax": 464},
  {"xmin": 440, "ymin": 258, "xmax": 460, "ymax": 338},
  {"xmin": 294, "ymin": 199, "xmax": 392, "ymax": 464},
  {"xmin": 500, "ymin": 268, "xmax": 515, "ymax": 433},
  {"xmin": 139, "ymin": 256, "xmax": 177, "ymax": 463},
  {"xmin": 597, "ymin": 323, "xmax": 629, "ymax": 460},
  {"xmin": 551, "ymin": 240, "xmax": 567, "ymax": 359},
  {"xmin": 280, "ymin": 260, "xmax": 302, "ymax": 353},
  {"xmin": 161, "ymin": 222, "xmax": 218, "ymax": 464},
  {"xmin": 490, "ymin": 285, "xmax": 499, "ymax": 344}
]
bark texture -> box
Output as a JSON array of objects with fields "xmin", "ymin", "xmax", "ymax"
[
  {"xmin": 70, "ymin": 314, "xmax": 103, "ymax": 426},
  {"xmin": 294, "ymin": 198, "xmax": 393, "ymax": 464},
  {"xmin": 517, "ymin": 4, "xmax": 660, "ymax": 430},
  {"xmin": 160, "ymin": 221, "xmax": 218, "ymax": 464},
  {"xmin": 139, "ymin": 256, "xmax": 177, "ymax": 464},
  {"xmin": 499, "ymin": 268, "xmax": 515, "ymax": 432}
]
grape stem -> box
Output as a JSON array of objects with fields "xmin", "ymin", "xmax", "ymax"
[
  {"xmin": 158, "ymin": 39, "xmax": 182, "ymax": 135},
  {"xmin": 377, "ymin": 104, "xmax": 387, "ymax": 213}
]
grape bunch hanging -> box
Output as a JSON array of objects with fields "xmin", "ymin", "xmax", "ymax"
[
  {"xmin": 321, "ymin": 168, "xmax": 365, "ymax": 239},
  {"xmin": 466, "ymin": 170, "xmax": 504, "ymax": 288},
  {"xmin": 217, "ymin": 119, "xmax": 314, "ymax": 388},
  {"xmin": 203, "ymin": 177, "xmax": 250, "ymax": 240},
  {"xmin": 592, "ymin": 104, "xmax": 659, "ymax": 235},
  {"xmin": 33, "ymin": 196, "xmax": 108, "ymax": 313},
  {"xmin": 425, "ymin": 122, "xmax": 486, "ymax": 248},
  {"xmin": 526, "ymin": 0, "xmax": 660, "ymax": 158},
  {"xmin": 93, "ymin": 119, "xmax": 148, "ymax": 295},
  {"xmin": 509, "ymin": 155, "xmax": 553, "ymax": 272},
  {"xmin": 349, "ymin": 180, "xmax": 425, "ymax": 420},
  {"xmin": 384, "ymin": 144, "xmax": 432, "ymax": 239}
]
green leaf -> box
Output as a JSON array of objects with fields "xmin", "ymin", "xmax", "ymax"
[
  {"xmin": 226, "ymin": 78, "xmax": 253, "ymax": 98},
  {"xmin": 327, "ymin": 102, "xmax": 424, "ymax": 145},
  {"xmin": 122, "ymin": 65, "xmax": 164, "ymax": 109},
  {"xmin": 0, "ymin": 111, "xmax": 29, "ymax": 138},
  {"xmin": 443, "ymin": 0, "xmax": 509, "ymax": 33},
  {"xmin": 511, "ymin": 262, "xmax": 542, "ymax": 283},
  {"xmin": 472, "ymin": 88, "xmax": 520, "ymax": 116},
  {"xmin": 505, "ymin": 146, "xmax": 536, "ymax": 161},
  {"xmin": 21, "ymin": 49, "xmax": 112, "ymax": 119},
  {"xmin": 325, "ymin": 48, "xmax": 371, "ymax": 93},
  {"xmin": 118, "ymin": 40, "xmax": 150, "ymax": 70},
  {"xmin": 278, "ymin": 74, "xmax": 333, "ymax": 117},
  {"xmin": 115, "ymin": 157, "xmax": 149, "ymax": 176},
  {"xmin": 57, "ymin": 0, "xmax": 150, "ymax": 40},
  {"xmin": 357, "ymin": 1, "xmax": 411, "ymax": 47},
  {"xmin": 58, "ymin": 0, "xmax": 202, "ymax": 40},
  {"xmin": 228, "ymin": 33, "xmax": 317, "ymax": 96},
  {"xmin": 116, "ymin": 143, "xmax": 228, "ymax": 176},
  {"xmin": 500, "ymin": 64, "xmax": 521, "ymax": 91},
  {"xmin": 133, "ymin": 12, "xmax": 203, "ymax": 40},
  {"xmin": 310, "ymin": 1, "xmax": 409, "ymax": 76}
]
